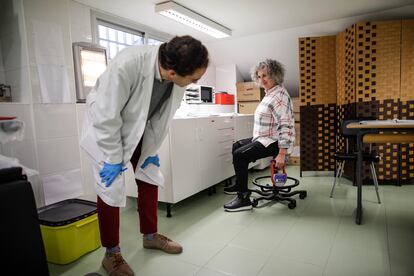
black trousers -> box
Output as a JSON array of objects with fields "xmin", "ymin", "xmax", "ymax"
[{"xmin": 232, "ymin": 137, "xmax": 279, "ymax": 193}]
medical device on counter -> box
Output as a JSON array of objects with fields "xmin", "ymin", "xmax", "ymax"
[{"xmin": 185, "ymin": 84, "xmax": 215, "ymax": 104}]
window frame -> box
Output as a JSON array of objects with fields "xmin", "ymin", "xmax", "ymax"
[{"xmin": 91, "ymin": 10, "xmax": 171, "ymax": 51}]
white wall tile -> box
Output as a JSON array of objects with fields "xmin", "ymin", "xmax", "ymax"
[
  {"xmin": 1, "ymin": 32, "xmax": 28, "ymax": 71},
  {"xmin": 75, "ymin": 103, "xmax": 86, "ymax": 136},
  {"xmin": 33, "ymin": 103, "xmax": 77, "ymax": 139},
  {"xmin": 42, "ymin": 168, "xmax": 83, "ymax": 205},
  {"xmin": 1, "ymin": 139, "xmax": 38, "ymax": 170},
  {"xmin": 29, "ymin": 65, "xmax": 41, "ymax": 103},
  {"xmin": 69, "ymin": 1, "xmax": 92, "ymax": 43},
  {"xmin": 0, "ymin": 103, "xmax": 34, "ymax": 140},
  {"xmin": 24, "ymin": 0, "xmax": 73, "ymax": 71},
  {"xmin": 4, "ymin": 66, "xmax": 31, "ymax": 103},
  {"xmin": 79, "ymin": 149, "xmax": 96, "ymax": 197},
  {"xmin": 37, "ymin": 136, "xmax": 80, "ymax": 175},
  {"xmin": 76, "ymin": 104, "xmax": 96, "ymax": 197}
]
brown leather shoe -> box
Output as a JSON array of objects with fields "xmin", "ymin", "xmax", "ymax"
[
  {"xmin": 143, "ymin": 233, "xmax": 183, "ymax": 254},
  {"xmin": 102, "ymin": 252, "xmax": 134, "ymax": 276}
]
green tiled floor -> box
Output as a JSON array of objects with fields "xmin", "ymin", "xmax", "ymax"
[{"xmin": 48, "ymin": 166, "xmax": 414, "ymax": 276}]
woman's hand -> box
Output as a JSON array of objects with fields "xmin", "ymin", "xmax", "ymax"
[{"xmin": 274, "ymin": 148, "xmax": 287, "ymax": 169}]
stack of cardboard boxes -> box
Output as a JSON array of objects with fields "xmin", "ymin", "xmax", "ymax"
[
  {"xmin": 236, "ymin": 82, "xmax": 265, "ymax": 114},
  {"xmin": 288, "ymin": 97, "xmax": 300, "ymax": 165}
]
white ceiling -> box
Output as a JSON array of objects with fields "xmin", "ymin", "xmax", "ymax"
[
  {"xmin": 74, "ymin": 0, "xmax": 414, "ymax": 95},
  {"xmin": 75, "ymin": 0, "xmax": 414, "ymax": 42}
]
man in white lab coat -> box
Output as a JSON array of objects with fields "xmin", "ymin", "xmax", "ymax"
[{"xmin": 80, "ymin": 36, "xmax": 208, "ymax": 276}]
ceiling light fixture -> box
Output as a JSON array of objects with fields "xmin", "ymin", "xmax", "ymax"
[{"xmin": 155, "ymin": 1, "xmax": 231, "ymax": 39}]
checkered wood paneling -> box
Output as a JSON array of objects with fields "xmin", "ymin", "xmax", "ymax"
[
  {"xmin": 401, "ymin": 20, "xmax": 414, "ymax": 102},
  {"xmin": 355, "ymin": 21, "xmax": 401, "ymax": 103},
  {"xmin": 299, "ymin": 36, "xmax": 337, "ymax": 106},
  {"xmin": 336, "ymin": 103, "xmax": 356, "ymax": 153},
  {"xmin": 376, "ymin": 99, "xmax": 401, "ymax": 180},
  {"xmin": 299, "ymin": 37, "xmax": 317, "ymax": 106},
  {"xmin": 299, "ymin": 36, "xmax": 337, "ymax": 172},
  {"xmin": 300, "ymin": 104, "xmax": 336, "ymax": 172},
  {"xmin": 336, "ymin": 25, "xmax": 356, "ymax": 163},
  {"xmin": 400, "ymin": 100, "xmax": 414, "ymax": 180},
  {"xmin": 315, "ymin": 36, "xmax": 337, "ymax": 105},
  {"xmin": 336, "ymin": 32, "xmax": 346, "ymax": 105},
  {"xmin": 300, "ymin": 105, "xmax": 319, "ymax": 171},
  {"xmin": 317, "ymin": 104, "xmax": 336, "ymax": 171},
  {"xmin": 300, "ymin": 20, "xmax": 414, "ymax": 182},
  {"xmin": 344, "ymin": 25, "xmax": 356, "ymax": 104}
]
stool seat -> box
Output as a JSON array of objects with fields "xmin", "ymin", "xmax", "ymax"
[
  {"xmin": 334, "ymin": 152, "xmax": 380, "ymax": 163},
  {"xmin": 334, "ymin": 153, "xmax": 356, "ymax": 160},
  {"xmin": 362, "ymin": 153, "xmax": 381, "ymax": 163}
]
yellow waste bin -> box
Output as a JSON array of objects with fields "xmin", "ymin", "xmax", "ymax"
[{"xmin": 38, "ymin": 199, "xmax": 101, "ymax": 264}]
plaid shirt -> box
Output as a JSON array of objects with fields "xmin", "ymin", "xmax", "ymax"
[{"xmin": 252, "ymin": 85, "xmax": 295, "ymax": 151}]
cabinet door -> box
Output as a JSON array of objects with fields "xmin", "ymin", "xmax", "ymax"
[
  {"xmin": 157, "ymin": 133, "xmax": 173, "ymax": 203},
  {"xmin": 197, "ymin": 117, "xmax": 221, "ymax": 190},
  {"xmin": 169, "ymin": 118, "xmax": 201, "ymax": 203}
]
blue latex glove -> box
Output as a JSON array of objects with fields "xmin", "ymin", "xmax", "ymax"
[
  {"xmin": 141, "ymin": 155, "xmax": 160, "ymax": 169},
  {"xmin": 99, "ymin": 162, "xmax": 127, "ymax": 187}
]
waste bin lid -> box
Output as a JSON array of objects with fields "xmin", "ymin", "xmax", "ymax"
[{"xmin": 38, "ymin": 198, "xmax": 97, "ymax": 226}]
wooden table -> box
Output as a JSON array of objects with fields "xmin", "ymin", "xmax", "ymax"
[{"xmin": 347, "ymin": 120, "xmax": 414, "ymax": 225}]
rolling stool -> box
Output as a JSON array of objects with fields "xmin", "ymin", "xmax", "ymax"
[{"xmin": 249, "ymin": 160, "xmax": 307, "ymax": 209}]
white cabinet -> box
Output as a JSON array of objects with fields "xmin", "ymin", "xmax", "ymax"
[
  {"xmin": 161, "ymin": 118, "xmax": 201, "ymax": 203},
  {"xmin": 126, "ymin": 114, "xmax": 268, "ymax": 208},
  {"xmin": 157, "ymin": 115, "xmax": 236, "ymax": 204}
]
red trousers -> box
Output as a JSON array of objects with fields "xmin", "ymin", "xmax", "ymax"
[{"xmin": 97, "ymin": 140, "xmax": 158, "ymax": 248}]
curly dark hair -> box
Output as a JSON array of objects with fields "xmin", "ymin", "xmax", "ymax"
[{"xmin": 159, "ymin": 35, "xmax": 209, "ymax": 77}]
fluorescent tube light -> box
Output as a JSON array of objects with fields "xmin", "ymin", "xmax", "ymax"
[{"xmin": 155, "ymin": 1, "xmax": 231, "ymax": 38}]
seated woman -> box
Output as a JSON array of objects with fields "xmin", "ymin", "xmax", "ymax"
[{"xmin": 224, "ymin": 59, "xmax": 295, "ymax": 212}]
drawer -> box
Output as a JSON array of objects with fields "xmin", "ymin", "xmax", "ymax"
[
  {"xmin": 217, "ymin": 127, "xmax": 234, "ymax": 142},
  {"xmin": 214, "ymin": 116, "xmax": 234, "ymax": 129},
  {"xmin": 218, "ymin": 140, "xmax": 233, "ymax": 155}
]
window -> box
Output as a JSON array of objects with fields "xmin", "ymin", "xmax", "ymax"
[
  {"xmin": 97, "ymin": 21, "xmax": 145, "ymax": 60},
  {"xmin": 92, "ymin": 12, "xmax": 171, "ymax": 60}
]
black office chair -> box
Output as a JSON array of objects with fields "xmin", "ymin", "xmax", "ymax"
[
  {"xmin": 249, "ymin": 160, "xmax": 307, "ymax": 209},
  {"xmin": 0, "ymin": 167, "xmax": 50, "ymax": 275},
  {"xmin": 330, "ymin": 120, "xmax": 381, "ymax": 203}
]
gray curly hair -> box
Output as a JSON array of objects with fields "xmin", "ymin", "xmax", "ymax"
[{"xmin": 251, "ymin": 59, "xmax": 285, "ymax": 85}]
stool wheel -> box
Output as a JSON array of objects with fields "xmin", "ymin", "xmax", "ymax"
[
  {"xmin": 288, "ymin": 201, "xmax": 296, "ymax": 209},
  {"xmin": 299, "ymin": 191, "xmax": 307, "ymax": 199},
  {"xmin": 251, "ymin": 199, "xmax": 258, "ymax": 207}
]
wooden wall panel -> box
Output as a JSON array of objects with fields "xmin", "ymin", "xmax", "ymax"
[
  {"xmin": 315, "ymin": 36, "xmax": 337, "ymax": 105},
  {"xmin": 299, "ymin": 36, "xmax": 337, "ymax": 172},
  {"xmin": 299, "ymin": 37, "xmax": 317, "ymax": 106},
  {"xmin": 375, "ymin": 20, "xmax": 401, "ymax": 101},
  {"xmin": 401, "ymin": 19, "xmax": 414, "ymax": 102},
  {"xmin": 355, "ymin": 21, "xmax": 401, "ymax": 103}
]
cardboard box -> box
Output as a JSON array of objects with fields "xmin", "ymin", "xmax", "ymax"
[
  {"xmin": 236, "ymin": 81, "xmax": 259, "ymax": 91},
  {"xmin": 238, "ymin": 101, "xmax": 259, "ymax": 114},
  {"xmin": 237, "ymin": 89, "xmax": 264, "ymax": 102},
  {"xmin": 294, "ymin": 123, "xmax": 300, "ymax": 146},
  {"xmin": 291, "ymin": 97, "xmax": 300, "ymax": 113},
  {"xmin": 294, "ymin": 112, "xmax": 300, "ymax": 122}
]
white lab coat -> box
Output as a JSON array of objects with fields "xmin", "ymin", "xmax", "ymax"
[{"xmin": 80, "ymin": 45, "xmax": 185, "ymax": 207}]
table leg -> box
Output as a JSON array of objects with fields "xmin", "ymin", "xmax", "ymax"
[{"xmin": 356, "ymin": 133, "xmax": 363, "ymax": 225}]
